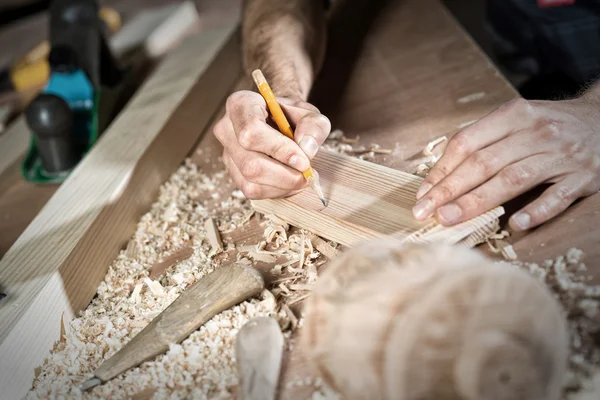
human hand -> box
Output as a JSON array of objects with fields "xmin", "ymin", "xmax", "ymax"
[
  {"xmin": 412, "ymin": 97, "xmax": 600, "ymax": 231},
  {"xmin": 213, "ymin": 90, "xmax": 331, "ymax": 199}
]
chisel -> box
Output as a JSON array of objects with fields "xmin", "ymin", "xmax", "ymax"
[{"xmin": 80, "ymin": 263, "xmax": 265, "ymax": 391}]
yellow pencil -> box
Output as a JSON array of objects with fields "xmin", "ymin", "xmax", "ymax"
[{"xmin": 252, "ymin": 69, "xmax": 327, "ymax": 207}]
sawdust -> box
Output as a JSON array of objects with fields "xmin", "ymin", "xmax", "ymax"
[
  {"xmin": 498, "ymin": 249, "xmax": 600, "ymax": 398},
  {"xmin": 27, "ymin": 160, "xmax": 285, "ymax": 399},
  {"xmin": 28, "ymin": 157, "xmax": 335, "ymax": 399},
  {"xmin": 27, "ymin": 134, "xmax": 600, "ymax": 399}
]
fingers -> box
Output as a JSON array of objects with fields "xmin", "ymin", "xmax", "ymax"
[
  {"xmin": 226, "ymin": 91, "xmax": 311, "ymax": 172},
  {"xmin": 509, "ymin": 173, "xmax": 597, "ymax": 231},
  {"xmin": 412, "ymin": 130, "xmax": 548, "ymax": 219},
  {"xmin": 223, "ymin": 152, "xmax": 303, "ymax": 200},
  {"xmin": 215, "ymin": 117, "xmax": 306, "ymax": 191},
  {"xmin": 280, "ymin": 100, "xmax": 331, "ymax": 158},
  {"xmin": 293, "ymin": 111, "xmax": 331, "ymax": 159},
  {"xmin": 432, "ymin": 154, "xmax": 565, "ymax": 226},
  {"xmin": 417, "ymin": 98, "xmax": 536, "ymax": 199}
]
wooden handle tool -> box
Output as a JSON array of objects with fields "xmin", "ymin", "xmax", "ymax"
[
  {"xmin": 235, "ymin": 317, "xmax": 284, "ymax": 400},
  {"xmin": 80, "ymin": 263, "xmax": 265, "ymax": 391}
]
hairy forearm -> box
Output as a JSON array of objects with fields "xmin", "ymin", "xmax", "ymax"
[{"xmin": 242, "ymin": 0, "xmax": 327, "ymax": 101}]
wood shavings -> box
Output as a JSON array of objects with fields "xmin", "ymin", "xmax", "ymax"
[
  {"xmin": 423, "ymin": 136, "xmax": 447, "ymax": 160},
  {"xmin": 204, "ymin": 217, "xmax": 223, "ymax": 251},
  {"xmin": 247, "ymin": 252, "xmax": 277, "ymax": 264},
  {"xmin": 130, "ymin": 283, "xmax": 143, "ymax": 304},
  {"xmin": 288, "ymin": 293, "xmax": 311, "ymax": 306},
  {"xmin": 499, "ymin": 249, "xmax": 600, "ymax": 396},
  {"xmin": 149, "ymin": 246, "xmax": 193, "ymax": 279},
  {"xmin": 288, "ymin": 284, "xmax": 314, "ymax": 292},
  {"xmin": 125, "ymin": 239, "xmax": 140, "ymax": 259},
  {"xmin": 143, "ymin": 278, "xmax": 166, "ymax": 297},
  {"xmin": 485, "ymin": 229, "xmax": 518, "ymax": 261},
  {"xmin": 28, "ymin": 159, "xmax": 278, "ymax": 399},
  {"xmin": 309, "ymin": 234, "xmax": 340, "ymax": 259},
  {"xmin": 281, "ymin": 304, "xmax": 298, "ymax": 331},
  {"xmin": 322, "ymin": 128, "xmax": 390, "ymax": 160},
  {"xmin": 279, "ymin": 283, "xmax": 291, "ymax": 295},
  {"xmin": 414, "ymin": 136, "xmax": 447, "ymax": 177}
]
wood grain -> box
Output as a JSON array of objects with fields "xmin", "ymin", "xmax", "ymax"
[
  {"xmin": 94, "ymin": 263, "xmax": 265, "ymax": 383},
  {"xmin": 0, "ymin": 23, "xmax": 241, "ymax": 399},
  {"xmin": 252, "ymin": 150, "xmax": 504, "ymax": 248}
]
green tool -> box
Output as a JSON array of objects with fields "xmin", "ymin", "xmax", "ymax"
[{"xmin": 22, "ymin": 0, "xmax": 122, "ymax": 184}]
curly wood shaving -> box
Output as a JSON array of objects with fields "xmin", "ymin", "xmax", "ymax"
[{"xmin": 423, "ymin": 136, "xmax": 447, "ymax": 160}]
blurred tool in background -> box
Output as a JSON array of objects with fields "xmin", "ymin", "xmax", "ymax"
[
  {"xmin": 0, "ymin": 6, "xmax": 120, "ymax": 97},
  {"xmin": 22, "ymin": 0, "xmax": 123, "ymax": 182},
  {"xmin": 7, "ymin": 0, "xmax": 200, "ymax": 183}
]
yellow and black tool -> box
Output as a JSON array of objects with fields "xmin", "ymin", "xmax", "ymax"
[
  {"xmin": 0, "ymin": 7, "xmax": 120, "ymax": 96},
  {"xmin": 22, "ymin": 0, "xmax": 123, "ymax": 183}
]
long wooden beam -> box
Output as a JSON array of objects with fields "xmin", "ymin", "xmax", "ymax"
[
  {"xmin": 0, "ymin": 22, "xmax": 240, "ymax": 399},
  {"xmin": 252, "ymin": 150, "xmax": 504, "ymax": 248}
]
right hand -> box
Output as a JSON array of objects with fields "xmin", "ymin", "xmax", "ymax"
[{"xmin": 213, "ymin": 90, "xmax": 331, "ymax": 199}]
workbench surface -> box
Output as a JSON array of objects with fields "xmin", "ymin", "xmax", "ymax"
[
  {"xmin": 189, "ymin": 0, "xmax": 599, "ymax": 395},
  {"xmin": 2, "ymin": 0, "xmax": 599, "ymax": 397}
]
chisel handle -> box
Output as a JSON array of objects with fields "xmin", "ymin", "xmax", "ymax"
[{"xmin": 93, "ymin": 263, "xmax": 264, "ymax": 382}]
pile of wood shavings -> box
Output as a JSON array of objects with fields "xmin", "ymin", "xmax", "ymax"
[
  {"xmin": 322, "ymin": 129, "xmax": 392, "ymax": 161},
  {"xmin": 498, "ymin": 249, "xmax": 600, "ymax": 398},
  {"xmin": 28, "ymin": 159, "xmax": 281, "ymax": 400}
]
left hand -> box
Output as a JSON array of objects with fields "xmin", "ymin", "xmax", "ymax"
[{"xmin": 412, "ymin": 96, "xmax": 600, "ymax": 231}]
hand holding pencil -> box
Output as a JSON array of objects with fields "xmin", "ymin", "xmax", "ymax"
[{"xmin": 213, "ymin": 70, "xmax": 331, "ymax": 201}]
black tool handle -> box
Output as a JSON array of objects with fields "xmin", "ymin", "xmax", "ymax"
[{"xmin": 25, "ymin": 93, "xmax": 76, "ymax": 174}]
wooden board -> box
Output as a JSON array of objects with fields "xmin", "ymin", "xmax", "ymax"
[
  {"xmin": 0, "ymin": 23, "xmax": 241, "ymax": 399},
  {"xmin": 253, "ymin": 150, "xmax": 504, "ymax": 247}
]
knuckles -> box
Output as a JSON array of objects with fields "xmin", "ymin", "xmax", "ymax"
[
  {"xmin": 237, "ymin": 120, "xmax": 260, "ymax": 149},
  {"xmin": 447, "ymin": 132, "xmax": 470, "ymax": 157},
  {"xmin": 500, "ymin": 164, "xmax": 534, "ymax": 187},
  {"xmin": 240, "ymin": 180, "xmax": 262, "ymax": 200},
  {"xmin": 239, "ymin": 157, "xmax": 263, "ymax": 180},
  {"xmin": 225, "ymin": 90, "xmax": 258, "ymax": 112},
  {"xmin": 470, "ymin": 150, "xmax": 499, "ymax": 176},
  {"xmin": 212, "ymin": 117, "xmax": 228, "ymax": 141}
]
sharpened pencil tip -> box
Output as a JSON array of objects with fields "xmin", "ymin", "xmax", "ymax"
[{"xmin": 320, "ymin": 198, "xmax": 328, "ymax": 207}]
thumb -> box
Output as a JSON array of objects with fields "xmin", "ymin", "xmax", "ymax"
[{"xmin": 294, "ymin": 112, "xmax": 332, "ymax": 159}]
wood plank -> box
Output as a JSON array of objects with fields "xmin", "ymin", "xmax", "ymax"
[
  {"xmin": 0, "ymin": 23, "xmax": 241, "ymax": 399},
  {"xmin": 253, "ymin": 150, "xmax": 503, "ymax": 248}
]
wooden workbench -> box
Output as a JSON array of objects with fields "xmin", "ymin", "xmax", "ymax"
[
  {"xmin": 1, "ymin": 0, "xmax": 598, "ymax": 397},
  {"xmin": 190, "ymin": 0, "xmax": 600, "ymax": 394}
]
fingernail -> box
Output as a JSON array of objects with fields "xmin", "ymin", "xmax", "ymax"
[
  {"xmin": 511, "ymin": 212, "xmax": 531, "ymax": 230},
  {"xmin": 437, "ymin": 203, "xmax": 462, "ymax": 225},
  {"xmin": 299, "ymin": 136, "xmax": 319, "ymax": 158},
  {"xmin": 412, "ymin": 199, "xmax": 434, "ymax": 220},
  {"xmin": 416, "ymin": 182, "xmax": 432, "ymax": 200}
]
